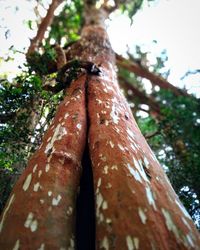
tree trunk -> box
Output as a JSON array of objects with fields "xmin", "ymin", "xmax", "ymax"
[
  {"xmin": 0, "ymin": 3, "xmax": 200, "ymax": 250},
  {"xmin": 0, "ymin": 75, "xmax": 87, "ymax": 249}
]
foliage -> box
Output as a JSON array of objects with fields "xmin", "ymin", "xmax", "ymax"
[
  {"xmin": 0, "ymin": 71, "xmax": 63, "ymax": 213},
  {"xmin": 27, "ymin": 45, "xmax": 56, "ymax": 75},
  {"xmin": 46, "ymin": 0, "xmax": 84, "ymax": 45},
  {"xmin": 137, "ymin": 91, "xmax": 200, "ymax": 228}
]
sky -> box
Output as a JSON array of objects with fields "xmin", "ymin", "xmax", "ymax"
[{"xmin": 0, "ymin": 0, "xmax": 200, "ymax": 96}]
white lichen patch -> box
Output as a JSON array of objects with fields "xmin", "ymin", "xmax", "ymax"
[
  {"xmin": 24, "ymin": 212, "xmax": 38, "ymax": 232},
  {"xmin": 126, "ymin": 235, "xmax": 134, "ymax": 250},
  {"xmin": 38, "ymin": 170, "xmax": 42, "ymax": 178},
  {"xmin": 52, "ymin": 194, "xmax": 62, "ymax": 206},
  {"xmin": 181, "ymin": 217, "xmax": 191, "ymax": 230},
  {"xmin": 44, "ymin": 124, "xmax": 67, "ymax": 155},
  {"xmin": 185, "ymin": 234, "xmax": 195, "ymax": 248},
  {"xmin": 33, "ymin": 182, "xmax": 42, "ymax": 192},
  {"xmin": 68, "ymin": 237, "xmax": 75, "ymax": 250},
  {"xmin": 145, "ymin": 187, "xmax": 157, "ymax": 210},
  {"xmin": 101, "ymin": 236, "xmax": 109, "ymax": 250},
  {"xmin": 138, "ymin": 207, "xmax": 147, "ymax": 224},
  {"xmin": 115, "ymin": 127, "xmax": 120, "ymax": 134},
  {"xmin": 143, "ymin": 157, "xmax": 150, "ymax": 168},
  {"xmin": 126, "ymin": 235, "xmax": 139, "ymax": 250},
  {"xmin": 109, "ymin": 141, "xmax": 115, "ymax": 148},
  {"xmin": 99, "ymin": 154, "xmax": 107, "ymax": 162},
  {"xmin": 96, "ymin": 99, "xmax": 103, "ymax": 104},
  {"xmin": 0, "ymin": 193, "xmax": 15, "ymax": 232},
  {"xmin": 13, "ymin": 239, "xmax": 20, "ymax": 250},
  {"xmin": 133, "ymin": 238, "xmax": 139, "ymax": 250},
  {"xmin": 175, "ymin": 200, "xmax": 191, "ymax": 220},
  {"xmin": 65, "ymin": 101, "xmax": 69, "ymax": 106},
  {"xmin": 96, "ymin": 192, "xmax": 103, "ymax": 218},
  {"xmin": 76, "ymin": 123, "xmax": 82, "ymax": 130},
  {"xmin": 103, "ymin": 165, "xmax": 109, "ymax": 174},
  {"xmin": 24, "ymin": 212, "xmax": 33, "ymax": 227},
  {"xmin": 64, "ymin": 113, "xmax": 69, "ymax": 119},
  {"xmin": 99, "ymin": 213, "xmax": 104, "ymax": 223},
  {"xmin": 133, "ymin": 158, "xmax": 149, "ymax": 183},
  {"xmin": 130, "ymin": 144, "xmax": 136, "ymax": 152},
  {"xmin": 127, "ymin": 128, "xmax": 135, "ymax": 140},
  {"xmin": 161, "ymin": 208, "xmax": 179, "ymax": 240},
  {"xmin": 33, "ymin": 164, "xmax": 38, "ymax": 173},
  {"xmin": 105, "ymin": 120, "xmax": 109, "ymax": 126},
  {"xmin": 23, "ymin": 173, "xmax": 32, "ymax": 191},
  {"xmin": 97, "ymin": 178, "xmax": 102, "ymax": 188},
  {"xmin": 30, "ymin": 219, "xmax": 38, "ymax": 232},
  {"xmin": 110, "ymin": 104, "xmax": 120, "ymax": 124},
  {"xmin": 118, "ymin": 144, "xmax": 125, "ymax": 151},
  {"xmin": 45, "ymin": 163, "xmax": 50, "ymax": 173},
  {"xmin": 38, "ymin": 243, "xmax": 45, "ymax": 250},
  {"xmin": 47, "ymin": 136, "xmax": 51, "ymax": 142},
  {"xmin": 102, "ymin": 201, "xmax": 108, "ymax": 210},
  {"xmin": 111, "ymin": 165, "xmax": 118, "ymax": 170},
  {"xmin": 106, "ymin": 218, "xmax": 112, "ymax": 224},
  {"xmin": 127, "ymin": 163, "xmax": 142, "ymax": 183},
  {"xmin": 48, "ymin": 191, "xmax": 52, "ymax": 197},
  {"xmin": 67, "ymin": 206, "xmax": 73, "ymax": 216}
]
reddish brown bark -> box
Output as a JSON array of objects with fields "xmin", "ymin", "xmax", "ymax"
[
  {"xmin": 27, "ymin": 0, "xmax": 64, "ymax": 56},
  {"xmin": 0, "ymin": 75, "xmax": 87, "ymax": 249},
  {"xmin": 116, "ymin": 54, "xmax": 190, "ymax": 97},
  {"xmin": 78, "ymin": 10, "xmax": 200, "ymax": 250},
  {"xmin": 1, "ymin": 4, "xmax": 200, "ymax": 250}
]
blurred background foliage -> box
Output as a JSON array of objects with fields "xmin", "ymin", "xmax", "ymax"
[{"xmin": 0, "ymin": 0, "xmax": 199, "ymax": 229}]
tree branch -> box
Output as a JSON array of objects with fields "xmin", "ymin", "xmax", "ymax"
[
  {"xmin": 27, "ymin": 0, "xmax": 64, "ymax": 56},
  {"xmin": 116, "ymin": 54, "xmax": 190, "ymax": 97},
  {"xmin": 119, "ymin": 75, "xmax": 161, "ymax": 116}
]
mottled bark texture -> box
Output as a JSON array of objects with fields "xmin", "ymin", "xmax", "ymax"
[
  {"xmin": 0, "ymin": 75, "xmax": 87, "ymax": 249},
  {"xmin": 74, "ymin": 9, "xmax": 199, "ymax": 250},
  {"xmin": 0, "ymin": 5, "xmax": 200, "ymax": 250}
]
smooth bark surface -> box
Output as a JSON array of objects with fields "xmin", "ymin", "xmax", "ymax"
[
  {"xmin": 0, "ymin": 75, "xmax": 87, "ymax": 249},
  {"xmin": 0, "ymin": 3, "xmax": 200, "ymax": 250},
  {"xmin": 78, "ymin": 9, "xmax": 200, "ymax": 250}
]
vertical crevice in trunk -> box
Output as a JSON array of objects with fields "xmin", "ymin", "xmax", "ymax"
[
  {"xmin": 75, "ymin": 74, "xmax": 96, "ymax": 250},
  {"xmin": 75, "ymin": 142, "xmax": 96, "ymax": 250}
]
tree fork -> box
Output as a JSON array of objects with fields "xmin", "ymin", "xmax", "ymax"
[
  {"xmin": 79, "ymin": 7, "xmax": 200, "ymax": 250},
  {"xmin": 1, "ymin": 3, "xmax": 200, "ymax": 250}
]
